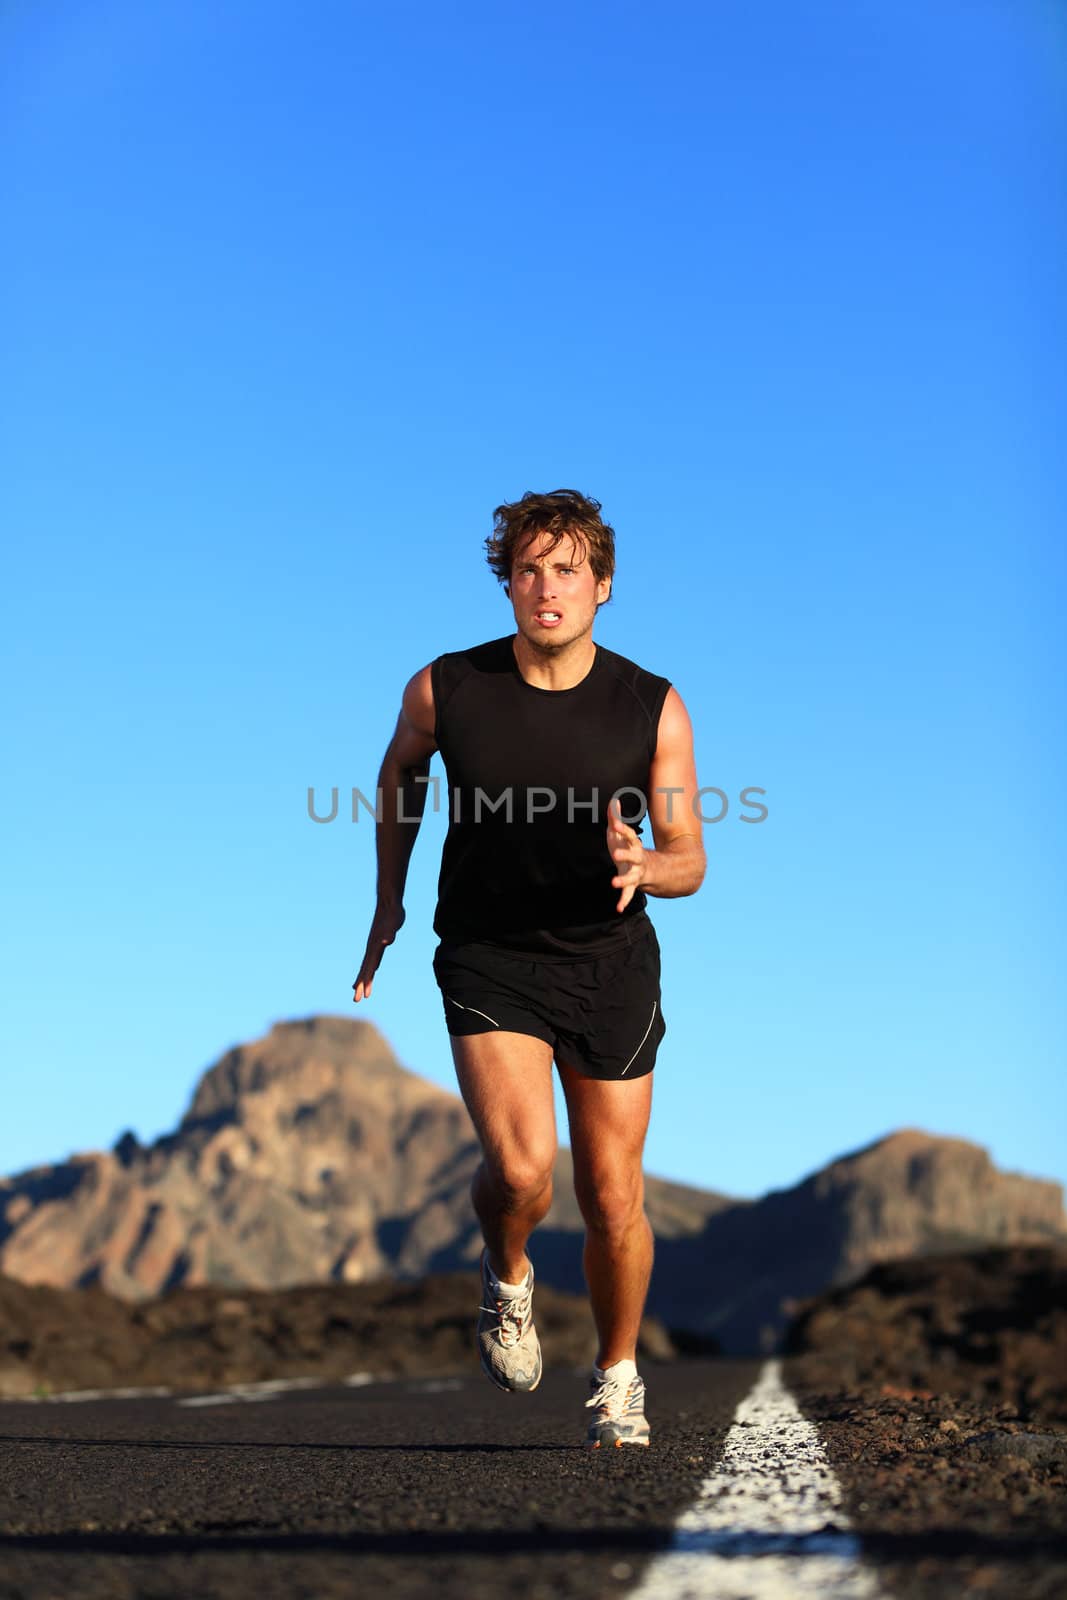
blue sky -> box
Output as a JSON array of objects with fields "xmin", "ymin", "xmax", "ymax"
[{"xmin": 3, "ymin": 0, "xmax": 1064, "ymax": 1205}]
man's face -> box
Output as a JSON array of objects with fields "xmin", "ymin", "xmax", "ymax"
[{"xmin": 507, "ymin": 531, "xmax": 611, "ymax": 648}]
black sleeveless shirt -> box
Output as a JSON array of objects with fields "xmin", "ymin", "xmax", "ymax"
[{"xmin": 430, "ymin": 634, "xmax": 672, "ymax": 958}]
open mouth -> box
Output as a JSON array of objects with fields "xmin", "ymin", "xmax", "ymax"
[{"xmin": 534, "ymin": 611, "xmax": 562, "ymax": 626}]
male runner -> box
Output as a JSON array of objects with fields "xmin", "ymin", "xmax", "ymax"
[{"xmin": 353, "ymin": 489, "xmax": 705, "ymax": 1448}]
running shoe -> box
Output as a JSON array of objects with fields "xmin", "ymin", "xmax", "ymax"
[
  {"xmin": 476, "ymin": 1247, "xmax": 543, "ymax": 1393},
  {"xmin": 585, "ymin": 1358, "xmax": 650, "ymax": 1448}
]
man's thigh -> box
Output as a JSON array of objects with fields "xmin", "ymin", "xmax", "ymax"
[
  {"xmin": 556, "ymin": 1054, "xmax": 654, "ymax": 1200},
  {"xmin": 448, "ymin": 1031, "xmax": 558, "ymax": 1176}
]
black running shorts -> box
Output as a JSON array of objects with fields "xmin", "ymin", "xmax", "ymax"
[{"xmin": 431, "ymin": 920, "xmax": 667, "ymax": 1082}]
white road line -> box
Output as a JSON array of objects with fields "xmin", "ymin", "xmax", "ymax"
[
  {"xmin": 176, "ymin": 1373, "xmax": 375, "ymax": 1407},
  {"xmin": 9, "ymin": 1384, "xmax": 175, "ymax": 1405},
  {"xmin": 2, "ymin": 1371, "xmax": 382, "ymax": 1407},
  {"xmin": 628, "ymin": 1358, "xmax": 887, "ymax": 1599}
]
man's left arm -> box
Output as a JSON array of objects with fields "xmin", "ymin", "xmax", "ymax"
[{"xmin": 607, "ymin": 687, "xmax": 706, "ymax": 910}]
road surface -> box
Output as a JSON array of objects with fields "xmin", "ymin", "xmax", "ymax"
[{"xmin": 1, "ymin": 1357, "xmax": 1063, "ymax": 1600}]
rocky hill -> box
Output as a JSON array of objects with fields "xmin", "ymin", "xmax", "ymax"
[
  {"xmin": 1, "ymin": 1015, "xmax": 1062, "ymax": 1352},
  {"xmin": 0, "ymin": 1016, "xmax": 731, "ymax": 1300},
  {"xmin": 649, "ymin": 1128, "xmax": 1066, "ymax": 1351}
]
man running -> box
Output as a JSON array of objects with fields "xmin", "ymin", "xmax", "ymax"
[{"xmin": 353, "ymin": 488, "xmax": 705, "ymax": 1448}]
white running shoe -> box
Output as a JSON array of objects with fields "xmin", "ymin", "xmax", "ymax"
[
  {"xmin": 585, "ymin": 1358, "xmax": 650, "ymax": 1448},
  {"xmin": 476, "ymin": 1247, "xmax": 543, "ymax": 1393}
]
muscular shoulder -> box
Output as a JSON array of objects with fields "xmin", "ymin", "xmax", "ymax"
[
  {"xmin": 385, "ymin": 660, "xmax": 438, "ymax": 768},
  {"xmin": 396, "ymin": 638, "xmax": 514, "ymax": 760}
]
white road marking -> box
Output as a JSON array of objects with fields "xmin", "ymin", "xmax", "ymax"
[
  {"xmin": 628, "ymin": 1358, "xmax": 887, "ymax": 1599},
  {"xmin": 9, "ymin": 1384, "xmax": 175, "ymax": 1405},
  {"xmin": 176, "ymin": 1374, "xmax": 374, "ymax": 1407},
  {"xmin": 1, "ymin": 1370, "xmax": 382, "ymax": 1406}
]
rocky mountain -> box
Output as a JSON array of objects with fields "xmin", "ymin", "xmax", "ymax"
[
  {"xmin": 647, "ymin": 1129, "xmax": 1067, "ymax": 1352},
  {"xmin": 0, "ymin": 1016, "xmax": 731, "ymax": 1302},
  {"xmin": 1, "ymin": 1016, "xmax": 1062, "ymax": 1352}
]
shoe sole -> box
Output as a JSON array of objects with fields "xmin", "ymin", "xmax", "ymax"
[{"xmin": 586, "ymin": 1434, "xmax": 650, "ymax": 1449}]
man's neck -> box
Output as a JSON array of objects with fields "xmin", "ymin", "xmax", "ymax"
[{"xmin": 511, "ymin": 630, "xmax": 597, "ymax": 691}]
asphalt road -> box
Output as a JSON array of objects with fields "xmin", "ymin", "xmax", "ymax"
[{"xmin": 0, "ymin": 1358, "xmax": 1064, "ymax": 1600}]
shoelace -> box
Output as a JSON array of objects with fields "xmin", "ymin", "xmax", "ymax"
[
  {"xmin": 480, "ymin": 1280, "xmax": 534, "ymax": 1348},
  {"xmin": 585, "ymin": 1368, "xmax": 637, "ymax": 1419}
]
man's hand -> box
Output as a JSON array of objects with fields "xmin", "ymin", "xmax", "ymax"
[
  {"xmin": 352, "ymin": 903, "xmax": 406, "ymax": 1002},
  {"xmin": 607, "ymin": 795, "xmax": 647, "ymax": 913}
]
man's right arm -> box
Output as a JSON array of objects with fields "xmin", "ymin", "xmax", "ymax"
[{"xmin": 352, "ymin": 664, "xmax": 437, "ymax": 1003}]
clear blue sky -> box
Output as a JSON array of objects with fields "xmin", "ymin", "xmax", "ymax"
[{"xmin": 3, "ymin": 0, "xmax": 1064, "ymax": 1204}]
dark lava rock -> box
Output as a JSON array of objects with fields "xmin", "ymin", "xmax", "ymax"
[
  {"xmin": 962, "ymin": 1431, "xmax": 1067, "ymax": 1466},
  {"xmin": 0, "ymin": 1270, "xmax": 676, "ymax": 1398},
  {"xmin": 783, "ymin": 1244, "xmax": 1067, "ymax": 1422}
]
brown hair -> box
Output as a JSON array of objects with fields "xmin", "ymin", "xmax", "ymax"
[{"xmin": 485, "ymin": 488, "xmax": 615, "ymax": 605}]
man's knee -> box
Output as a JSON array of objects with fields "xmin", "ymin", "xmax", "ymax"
[
  {"xmin": 574, "ymin": 1167, "xmax": 646, "ymax": 1238},
  {"xmin": 481, "ymin": 1146, "xmax": 556, "ymax": 1209}
]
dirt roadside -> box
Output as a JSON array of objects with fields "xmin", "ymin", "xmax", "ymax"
[{"xmin": 785, "ymin": 1245, "xmax": 1067, "ymax": 1600}]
